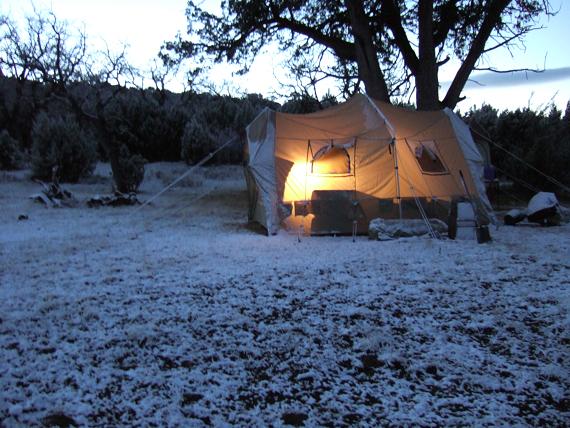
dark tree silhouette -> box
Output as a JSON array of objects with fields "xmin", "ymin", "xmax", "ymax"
[
  {"xmin": 0, "ymin": 9, "xmax": 146, "ymax": 191},
  {"xmin": 164, "ymin": 0, "xmax": 553, "ymax": 110}
]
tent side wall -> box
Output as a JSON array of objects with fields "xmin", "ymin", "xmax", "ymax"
[
  {"xmin": 375, "ymin": 100, "xmax": 495, "ymax": 225},
  {"xmin": 274, "ymin": 97, "xmax": 395, "ymax": 203},
  {"xmin": 373, "ymin": 102, "xmax": 467, "ymax": 199},
  {"xmin": 245, "ymin": 108, "xmax": 281, "ymax": 234},
  {"xmin": 443, "ymin": 109, "xmax": 496, "ymax": 225}
]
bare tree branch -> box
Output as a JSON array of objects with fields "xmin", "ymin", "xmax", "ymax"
[{"xmin": 473, "ymin": 67, "xmax": 544, "ymax": 74}]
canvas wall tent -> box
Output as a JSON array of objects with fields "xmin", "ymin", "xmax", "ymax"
[{"xmin": 244, "ymin": 94, "xmax": 495, "ymax": 236}]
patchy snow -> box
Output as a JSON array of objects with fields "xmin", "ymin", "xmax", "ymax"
[
  {"xmin": 527, "ymin": 192, "xmax": 559, "ymax": 216},
  {"xmin": 1, "ymin": 164, "xmax": 569, "ymax": 426}
]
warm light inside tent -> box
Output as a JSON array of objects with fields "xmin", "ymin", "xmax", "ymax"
[
  {"xmin": 283, "ymin": 161, "xmax": 355, "ymax": 202},
  {"xmin": 282, "ymin": 139, "xmax": 356, "ymax": 203},
  {"xmin": 311, "ymin": 145, "xmax": 351, "ymax": 175},
  {"xmin": 283, "ymin": 162, "xmax": 319, "ymax": 202}
]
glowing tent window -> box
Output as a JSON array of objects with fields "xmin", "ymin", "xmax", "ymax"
[
  {"xmin": 310, "ymin": 144, "xmax": 351, "ymax": 176},
  {"xmin": 407, "ymin": 140, "xmax": 448, "ymax": 174}
]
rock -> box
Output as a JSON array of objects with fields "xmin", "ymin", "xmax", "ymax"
[
  {"xmin": 527, "ymin": 192, "xmax": 558, "ymax": 216},
  {"xmin": 504, "ymin": 208, "xmax": 526, "ymax": 226},
  {"xmin": 528, "ymin": 207, "xmax": 561, "ymax": 226},
  {"xmin": 368, "ymin": 218, "xmax": 448, "ymax": 240},
  {"xmin": 527, "ymin": 192, "xmax": 561, "ymax": 226}
]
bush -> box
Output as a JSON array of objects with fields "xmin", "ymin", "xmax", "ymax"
[
  {"xmin": 465, "ymin": 102, "xmax": 570, "ymax": 195},
  {"xmin": 31, "ymin": 114, "xmax": 97, "ymax": 182},
  {"xmin": 180, "ymin": 117, "xmax": 216, "ymax": 164},
  {"xmin": 0, "ymin": 130, "xmax": 24, "ymax": 170},
  {"xmin": 113, "ymin": 145, "xmax": 146, "ymax": 193}
]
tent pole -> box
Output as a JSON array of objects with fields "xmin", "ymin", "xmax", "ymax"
[
  {"xmin": 364, "ymin": 93, "xmax": 400, "ymax": 218},
  {"xmin": 392, "ymin": 139, "xmax": 403, "ymax": 220},
  {"xmin": 353, "ymin": 138, "xmax": 358, "ymax": 242}
]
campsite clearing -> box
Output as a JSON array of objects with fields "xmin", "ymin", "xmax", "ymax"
[{"xmin": 1, "ymin": 164, "xmax": 569, "ymax": 426}]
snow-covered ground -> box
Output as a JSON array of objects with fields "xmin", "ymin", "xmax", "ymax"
[{"xmin": 1, "ymin": 164, "xmax": 569, "ymax": 427}]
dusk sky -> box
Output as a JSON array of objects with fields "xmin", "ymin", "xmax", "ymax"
[{"xmin": 2, "ymin": 0, "xmax": 569, "ymax": 111}]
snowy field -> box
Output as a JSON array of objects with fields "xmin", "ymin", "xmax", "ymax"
[{"xmin": 1, "ymin": 163, "xmax": 569, "ymax": 427}]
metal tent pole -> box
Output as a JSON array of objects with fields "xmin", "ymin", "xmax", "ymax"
[
  {"xmin": 352, "ymin": 138, "xmax": 358, "ymax": 242},
  {"xmin": 363, "ymin": 93, "xmax": 400, "ymax": 219},
  {"xmin": 392, "ymin": 139, "xmax": 403, "ymax": 220}
]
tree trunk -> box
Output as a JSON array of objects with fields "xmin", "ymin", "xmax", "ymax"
[
  {"xmin": 345, "ymin": 0, "xmax": 390, "ymax": 102},
  {"xmin": 442, "ymin": 0, "xmax": 511, "ymax": 109},
  {"xmin": 416, "ymin": 0, "xmax": 440, "ymax": 110}
]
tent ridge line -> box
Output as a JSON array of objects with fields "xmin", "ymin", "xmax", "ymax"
[{"xmin": 363, "ymin": 93, "xmax": 396, "ymax": 138}]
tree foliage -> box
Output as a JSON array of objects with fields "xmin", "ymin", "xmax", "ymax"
[
  {"xmin": 164, "ymin": 0, "xmax": 553, "ymax": 110},
  {"xmin": 31, "ymin": 113, "xmax": 97, "ymax": 182},
  {"xmin": 0, "ymin": 129, "xmax": 24, "ymax": 170},
  {"xmin": 465, "ymin": 102, "xmax": 570, "ymax": 195},
  {"xmin": 0, "ymin": 9, "xmax": 142, "ymax": 187},
  {"xmin": 113, "ymin": 145, "xmax": 146, "ymax": 193}
]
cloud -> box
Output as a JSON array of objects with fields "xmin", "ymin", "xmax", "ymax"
[{"xmin": 442, "ymin": 67, "xmax": 570, "ymax": 90}]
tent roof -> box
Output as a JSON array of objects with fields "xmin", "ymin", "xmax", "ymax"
[{"xmin": 273, "ymin": 94, "xmax": 455, "ymax": 143}]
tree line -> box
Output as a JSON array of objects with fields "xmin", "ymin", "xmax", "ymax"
[
  {"xmin": 0, "ymin": 75, "xmax": 277, "ymax": 176},
  {"xmin": 1, "ymin": 71, "xmax": 567, "ymax": 194},
  {"xmin": 464, "ymin": 103, "xmax": 570, "ymax": 197}
]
